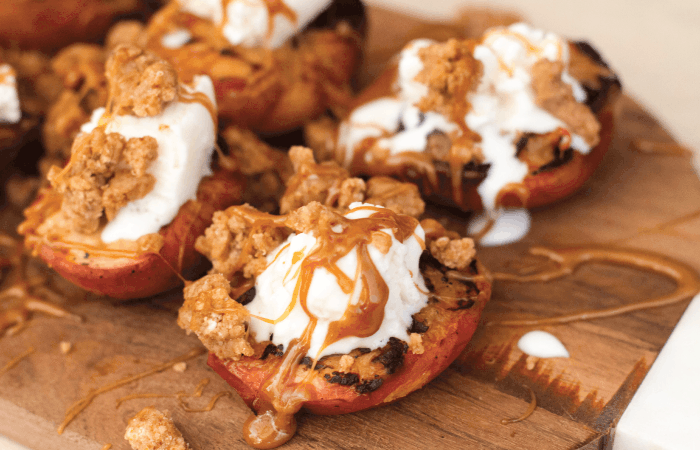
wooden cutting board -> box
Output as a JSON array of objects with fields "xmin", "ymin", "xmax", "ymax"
[{"xmin": 2, "ymin": 6, "xmax": 700, "ymax": 450}]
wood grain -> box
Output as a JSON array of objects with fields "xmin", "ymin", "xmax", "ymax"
[{"xmin": 1, "ymin": 6, "xmax": 700, "ymax": 450}]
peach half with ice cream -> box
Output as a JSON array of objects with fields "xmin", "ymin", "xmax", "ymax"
[
  {"xmin": 143, "ymin": 0, "xmax": 366, "ymax": 133},
  {"xmin": 177, "ymin": 148, "xmax": 492, "ymax": 448},
  {"xmin": 309, "ymin": 23, "xmax": 621, "ymax": 212},
  {"xmin": 19, "ymin": 45, "xmax": 244, "ymax": 299}
]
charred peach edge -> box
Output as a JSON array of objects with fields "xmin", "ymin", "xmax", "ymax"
[
  {"xmin": 24, "ymin": 169, "xmax": 245, "ymax": 299},
  {"xmin": 481, "ymin": 91, "xmax": 620, "ymax": 210}
]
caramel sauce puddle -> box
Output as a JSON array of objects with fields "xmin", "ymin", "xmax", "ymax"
[{"xmin": 488, "ymin": 246, "xmax": 700, "ymax": 327}]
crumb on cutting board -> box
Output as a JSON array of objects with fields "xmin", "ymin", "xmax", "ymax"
[
  {"xmin": 125, "ymin": 407, "xmax": 190, "ymax": 450},
  {"xmin": 59, "ymin": 341, "xmax": 72, "ymax": 354}
]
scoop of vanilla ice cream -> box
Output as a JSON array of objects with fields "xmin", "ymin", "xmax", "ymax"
[
  {"xmin": 80, "ymin": 75, "xmax": 217, "ymax": 243},
  {"xmin": 245, "ymin": 203, "xmax": 429, "ymax": 358},
  {"xmin": 179, "ymin": 0, "xmax": 332, "ymax": 49},
  {"xmin": 0, "ymin": 64, "xmax": 21, "ymax": 124}
]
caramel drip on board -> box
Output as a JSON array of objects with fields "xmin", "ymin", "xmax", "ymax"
[
  {"xmin": 115, "ymin": 377, "xmax": 231, "ymax": 412},
  {"xmin": 0, "ymin": 233, "xmax": 80, "ymax": 337},
  {"xmin": 100, "ymin": 444, "xmax": 112, "ymax": 450},
  {"xmin": 488, "ymin": 246, "xmax": 700, "ymax": 327},
  {"xmin": 179, "ymin": 391, "xmax": 231, "ymax": 412},
  {"xmin": 0, "ymin": 346, "xmax": 35, "ymax": 377},
  {"xmin": 630, "ymin": 138, "xmax": 691, "ymax": 156},
  {"xmin": 240, "ymin": 204, "xmax": 421, "ymax": 448},
  {"xmin": 116, "ymin": 378, "xmax": 210, "ymax": 408},
  {"xmin": 57, "ymin": 347, "xmax": 207, "ymax": 434},
  {"xmin": 500, "ymin": 387, "xmax": 537, "ymax": 425},
  {"xmin": 610, "ymin": 208, "xmax": 700, "ymax": 245}
]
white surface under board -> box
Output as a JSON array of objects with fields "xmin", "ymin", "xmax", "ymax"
[
  {"xmin": 0, "ymin": 436, "xmax": 29, "ymax": 450},
  {"xmin": 613, "ymin": 294, "xmax": 700, "ymax": 450}
]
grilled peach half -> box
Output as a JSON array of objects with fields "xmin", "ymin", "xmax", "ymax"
[{"xmin": 20, "ymin": 168, "xmax": 245, "ymax": 299}]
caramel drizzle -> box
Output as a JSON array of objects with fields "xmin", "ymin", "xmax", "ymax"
[
  {"xmin": 57, "ymin": 347, "xmax": 207, "ymax": 434},
  {"xmin": 115, "ymin": 377, "xmax": 231, "ymax": 412},
  {"xmin": 630, "ymin": 138, "xmax": 691, "ymax": 156},
  {"xmin": 481, "ymin": 27, "xmax": 564, "ymax": 75},
  {"xmin": 179, "ymin": 391, "xmax": 231, "ymax": 412},
  {"xmin": 0, "ymin": 346, "xmax": 35, "ymax": 377},
  {"xmin": 179, "ymin": 83, "xmax": 218, "ymax": 130},
  {"xmin": 488, "ymin": 246, "xmax": 700, "ymax": 327},
  {"xmin": 611, "ymin": 209, "xmax": 700, "ymax": 245},
  {"xmin": 116, "ymin": 378, "xmax": 210, "ymax": 408},
  {"xmin": 20, "ymin": 184, "xmax": 196, "ymax": 289},
  {"xmin": 500, "ymin": 387, "xmax": 537, "ymax": 425},
  {"xmin": 0, "ymin": 233, "xmax": 81, "ymax": 337},
  {"xmin": 494, "ymin": 183, "xmax": 530, "ymax": 209},
  {"xmin": 240, "ymin": 204, "xmax": 421, "ymax": 448},
  {"xmin": 262, "ymin": 0, "xmax": 297, "ymax": 38},
  {"xmin": 100, "ymin": 444, "xmax": 112, "ymax": 450}
]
